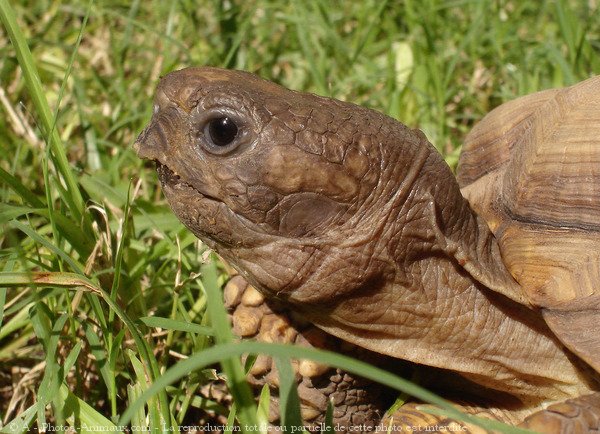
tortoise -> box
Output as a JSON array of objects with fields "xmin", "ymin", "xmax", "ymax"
[{"xmin": 134, "ymin": 67, "xmax": 600, "ymax": 433}]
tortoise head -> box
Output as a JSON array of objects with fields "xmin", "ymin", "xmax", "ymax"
[{"xmin": 134, "ymin": 67, "xmax": 461, "ymax": 305}]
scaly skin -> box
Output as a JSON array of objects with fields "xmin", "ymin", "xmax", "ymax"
[
  {"xmin": 135, "ymin": 67, "xmax": 600, "ymax": 432},
  {"xmin": 224, "ymin": 275, "xmax": 396, "ymax": 431}
]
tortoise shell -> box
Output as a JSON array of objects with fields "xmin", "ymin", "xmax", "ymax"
[{"xmin": 457, "ymin": 76, "xmax": 600, "ymax": 373}]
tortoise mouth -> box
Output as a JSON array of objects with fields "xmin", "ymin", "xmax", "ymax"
[
  {"xmin": 156, "ymin": 162, "xmax": 180, "ymax": 187},
  {"xmin": 156, "ymin": 162, "xmax": 222, "ymax": 204}
]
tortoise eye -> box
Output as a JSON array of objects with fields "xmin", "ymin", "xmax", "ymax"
[
  {"xmin": 192, "ymin": 108, "xmax": 254, "ymax": 156},
  {"xmin": 206, "ymin": 116, "xmax": 238, "ymax": 147}
]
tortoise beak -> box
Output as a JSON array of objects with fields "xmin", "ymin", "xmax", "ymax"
[
  {"xmin": 134, "ymin": 83, "xmax": 188, "ymax": 162},
  {"xmin": 133, "ymin": 119, "xmax": 168, "ymax": 161}
]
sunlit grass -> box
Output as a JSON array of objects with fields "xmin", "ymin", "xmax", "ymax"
[{"xmin": 0, "ymin": 1, "xmax": 598, "ymax": 433}]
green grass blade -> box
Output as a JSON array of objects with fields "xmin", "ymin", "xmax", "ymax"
[
  {"xmin": 1, "ymin": 403, "xmax": 37, "ymax": 433},
  {"xmin": 256, "ymin": 384, "xmax": 270, "ymax": 428},
  {"xmin": 0, "ymin": 302, "xmax": 31, "ymax": 341},
  {"xmin": 0, "ymin": 0, "xmax": 85, "ymax": 222},
  {"xmin": 139, "ymin": 316, "xmax": 213, "ymax": 335},
  {"xmin": 9, "ymin": 220, "xmax": 85, "ymax": 274},
  {"xmin": 30, "ymin": 308, "xmax": 68, "ymax": 431},
  {"xmin": 0, "ymin": 285, "xmax": 5, "ymax": 330},
  {"xmin": 0, "ymin": 204, "xmax": 94, "ymax": 256},
  {"xmin": 60, "ymin": 384, "xmax": 124, "ymax": 434},
  {"xmin": 127, "ymin": 382, "xmax": 146, "ymax": 433},
  {"xmin": 0, "ymin": 204, "xmax": 40, "ymax": 225},
  {"xmin": 0, "ymin": 271, "xmax": 97, "ymax": 289},
  {"xmin": 274, "ymin": 357, "xmax": 303, "ymax": 430},
  {"xmin": 201, "ymin": 260, "xmax": 258, "ymax": 433},
  {"xmin": 126, "ymin": 349, "xmax": 163, "ymax": 433},
  {"xmin": 0, "ymin": 167, "xmax": 45, "ymax": 208},
  {"xmin": 108, "ymin": 329, "xmax": 126, "ymax": 418},
  {"xmin": 62, "ymin": 340, "xmax": 83, "ymax": 375},
  {"xmin": 224, "ymin": 403, "xmax": 237, "ymax": 434},
  {"xmin": 324, "ymin": 399, "xmax": 334, "ymax": 432},
  {"xmin": 82, "ymin": 321, "xmax": 113, "ymax": 396}
]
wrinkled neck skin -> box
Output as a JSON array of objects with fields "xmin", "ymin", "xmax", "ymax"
[{"xmin": 220, "ymin": 138, "xmax": 594, "ymax": 405}]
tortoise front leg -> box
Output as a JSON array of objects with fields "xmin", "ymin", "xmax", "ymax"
[{"xmin": 224, "ymin": 275, "xmax": 397, "ymax": 431}]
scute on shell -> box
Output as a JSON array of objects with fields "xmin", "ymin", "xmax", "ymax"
[{"xmin": 457, "ymin": 76, "xmax": 600, "ymax": 373}]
